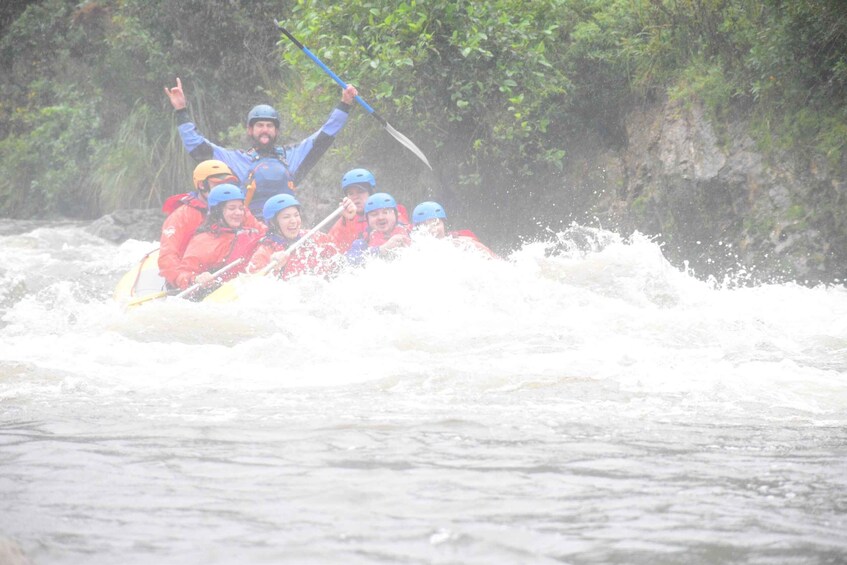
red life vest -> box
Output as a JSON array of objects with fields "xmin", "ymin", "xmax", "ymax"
[
  {"xmin": 449, "ymin": 229, "xmax": 479, "ymax": 240},
  {"xmin": 368, "ymin": 223, "xmax": 412, "ymax": 247},
  {"xmin": 258, "ymin": 231, "xmax": 341, "ymax": 279},
  {"xmin": 209, "ymin": 225, "xmax": 263, "ymax": 278},
  {"xmin": 162, "ymin": 192, "xmax": 206, "ymax": 215}
]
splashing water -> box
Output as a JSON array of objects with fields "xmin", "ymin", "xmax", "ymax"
[{"xmin": 1, "ymin": 222, "xmax": 845, "ymax": 564}]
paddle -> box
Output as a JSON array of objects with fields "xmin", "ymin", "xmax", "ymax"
[
  {"xmin": 204, "ymin": 203, "xmax": 346, "ymax": 303},
  {"xmin": 124, "ymin": 289, "xmax": 170, "ymax": 308},
  {"xmin": 275, "ymin": 20, "xmax": 432, "ymax": 170},
  {"xmin": 175, "ymin": 258, "xmax": 245, "ymax": 299},
  {"xmin": 124, "ymin": 258, "xmax": 245, "ymax": 308}
]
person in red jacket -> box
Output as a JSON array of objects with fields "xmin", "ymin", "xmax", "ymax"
[
  {"xmin": 411, "ymin": 201, "xmax": 498, "ymax": 258},
  {"xmin": 173, "ymin": 184, "xmax": 264, "ymax": 296},
  {"xmin": 328, "ymin": 168, "xmax": 409, "ymax": 252},
  {"xmin": 346, "ymin": 192, "xmax": 411, "ymax": 264},
  {"xmin": 247, "ymin": 193, "xmax": 356, "ymax": 279},
  {"xmin": 158, "ymin": 160, "xmax": 263, "ymax": 287}
]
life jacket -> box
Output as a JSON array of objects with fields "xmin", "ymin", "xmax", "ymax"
[
  {"xmin": 449, "ymin": 229, "xmax": 479, "ymax": 240},
  {"xmin": 203, "ymin": 225, "xmax": 262, "ymax": 274},
  {"xmin": 174, "ymin": 223, "xmax": 263, "ymax": 291},
  {"xmin": 447, "ymin": 229, "xmax": 499, "ymax": 259},
  {"xmin": 243, "ymin": 149, "xmax": 296, "ymax": 215},
  {"xmin": 251, "ymin": 231, "xmax": 340, "ymax": 279},
  {"xmin": 162, "ymin": 192, "xmax": 206, "ymax": 215},
  {"xmin": 367, "ymin": 222, "xmax": 412, "ymax": 247}
]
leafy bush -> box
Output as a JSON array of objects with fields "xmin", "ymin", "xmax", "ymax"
[
  {"xmin": 0, "ymin": 0, "xmax": 844, "ymax": 223},
  {"xmin": 0, "ymin": 0, "xmax": 284, "ymax": 218}
]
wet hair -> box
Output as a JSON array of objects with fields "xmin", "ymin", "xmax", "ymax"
[
  {"xmin": 266, "ymin": 206, "xmax": 304, "ymax": 240},
  {"xmin": 266, "ymin": 211, "xmax": 282, "ymax": 236},
  {"xmin": 197, "ymin": 203, "xmax": 228, "ymax": 234}
]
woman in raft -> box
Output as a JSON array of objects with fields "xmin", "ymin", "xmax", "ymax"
[
  {"xmin": 172, "ymin": 184, "xmax": 265, "ymax": 296},
  {"xmin": 246, "ymin": 193, "xmax": 357, "ymax": 278}
]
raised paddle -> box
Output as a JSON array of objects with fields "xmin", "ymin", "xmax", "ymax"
[
  {"xmin": 275, "ymin": 20, "xmax": 432, "ymax": 170},
  {"xmin": 204, "ymin": 203, "xmax": 346, "ymax": 303}
]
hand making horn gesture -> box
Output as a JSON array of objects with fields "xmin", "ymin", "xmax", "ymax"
[{"xmin": 164, "ymin": 77, "xmax": 187, "ymax": 111}]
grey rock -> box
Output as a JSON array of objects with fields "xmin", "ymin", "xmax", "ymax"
[
  {"xmin": 87, "ymin": 208, "xmax": 162, "ymax": 243},
  {"xmin": 604, "ymin": 97, "xmax": 846, "ymax": 283}
]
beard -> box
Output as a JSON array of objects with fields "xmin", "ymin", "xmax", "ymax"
[{"xmin": 250, "ymin": 132, "xmax": 277, "ymax": 153}]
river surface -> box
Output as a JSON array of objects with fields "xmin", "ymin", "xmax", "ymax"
[{"xmin": 0, "ymin": 220, "xmax": 845, "ymax": 564}]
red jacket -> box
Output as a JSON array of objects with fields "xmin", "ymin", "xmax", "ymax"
[
  {"xmin": 328, "ymin": 204, "xmax": 409, "ymax": 253},
  {"xmin": 368, "ymin": 223, "xmax": 412, "ymax": 247},
  {"xmin": 448, "ymin": 229, "xmax": 499, "ymax": 259},
  {"xmin": 450, "ymin": 229, "xmax": 478, "ymax": 239},
  {"xmin": 158, "ymin": 192, "xmax": 264, "ymax": 286},
  {"xmin": 174, "ymin": 225, "xmax": 263, "ymax": 289},
  {"xmin": 346, "ymin": 222, "xmax": 412, "ymax": 264},
  {"xmin": 248, "ymin": 230, "xmax": 343, "ymax": 279}
]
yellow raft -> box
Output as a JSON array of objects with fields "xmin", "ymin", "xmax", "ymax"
[{"xmin": 113, "ymin": 248, "xmax": 169, "ymax": 307}]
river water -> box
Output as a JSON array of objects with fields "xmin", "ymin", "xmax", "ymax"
[{"xmin": 0, "ymin": 220, "xmax": 845, "ymax": 564}]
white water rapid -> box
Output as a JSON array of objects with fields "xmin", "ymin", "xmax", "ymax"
[{"xmin": 1, "ymin": 221, "xmax": 845, "ymax": 564}]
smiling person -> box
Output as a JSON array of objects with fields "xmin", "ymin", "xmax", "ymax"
[
  {"xmin": 246, "ymin": 194, "xmax": 357, "ymax": 279},
  {"xmin": 164, "ymin": 77, "xmax": 358, "ymax": 215},
  {"xmin": 345, "ymin": 192, "xmax": 411, "ymax": 265},
  {"xmin": 327, "ymin": 168, "xmax": 410, "ymax": 253},
  {"xmin": 173, "ymin": 184, "xmax": 264, "ymax": 297},
  {"xmin": 158, "ymin": 160, "xmax": 264, "ymax": 288}
]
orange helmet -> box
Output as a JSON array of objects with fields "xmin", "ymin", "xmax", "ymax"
[{"xmin": 192, "ymin": 160, "xmax": 237, "ymax": 190}]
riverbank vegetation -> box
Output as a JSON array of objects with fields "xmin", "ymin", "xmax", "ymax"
[{"xmin": 1, "ymin": 0, "xmax": 844, "ymax": 222}]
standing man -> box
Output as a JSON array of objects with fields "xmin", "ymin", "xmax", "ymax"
[{"xmin": 164, "ymin": 77, "xmax": 358, "ymax": 215}]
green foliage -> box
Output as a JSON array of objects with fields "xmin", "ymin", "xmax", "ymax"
[
  {"xmin": 285, "ymin": 0, "xmax": 572, "ymax": 185},
  {"xmin": 0, "ymin": 0, "xmax": 283, "ymax": 218},
  {"xmin": 0, "ymin": 85, "xmax": 98, "ymax": 218},
  {"xmin": 631, "ymin": 0, "xmax": 847, "ymax": 164},
  {"xmin": 90, "ymin": 102, "xmax": 190, "ymax": 212},
  {"xmin": 0, "ymin": 0, "xmax": 844, "ymax": 222}
]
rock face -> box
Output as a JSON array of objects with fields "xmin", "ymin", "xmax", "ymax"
[
  {"xmin": 86, "ymin": 208, "xmax": 163, "ymax": 243},
  {"xmin": 593, "ymin": 98, "xmax": 846, "ymax": 284}
]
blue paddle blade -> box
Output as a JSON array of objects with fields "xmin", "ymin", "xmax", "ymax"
[{"xmin": 276, "ymin": 20, "xmax": 433, "ymax": 170}]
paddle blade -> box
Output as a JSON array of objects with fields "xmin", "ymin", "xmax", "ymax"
[
  {"xmin": 124, "ymin": 290, "xmax": 168, "ymax": 309},
  {"xmin": 381, "ymin": 120, "xmax": 432, "ymax": 170}
]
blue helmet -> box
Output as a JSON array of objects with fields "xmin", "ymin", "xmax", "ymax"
[
  {"xmin": 263, "ymin": 193, "xmax": 301, "ymax": 222},
  {"xmin": 341, "ymin": 168, "xmax": 376, "ymax": 192},
  {"xmin": 247, "ymin": 104, "xmax": 280, "ymax": 127},
  {"xmin": 364, "ymin": 192, "xmax": 397, "ymax": 214},
  {"xmin": 412, "ymin": 201, "xmax": 447, "ymax": 225},
  {"xmin": 207, "ymin": 184, "xmax": 244, "ymax": 207}
]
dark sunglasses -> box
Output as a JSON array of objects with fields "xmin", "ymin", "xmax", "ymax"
[{"xmin": 202, "ymin": 174, "xmax": 240, "ymax": 191}]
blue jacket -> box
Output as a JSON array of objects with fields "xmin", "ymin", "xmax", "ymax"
[
  {"xmin": 345, "ymin": 237, "xmax": 381, "ymax": 266},
  {"xmin": 175, "ymin": 103, "xmax": 350, "ymax": 213}
]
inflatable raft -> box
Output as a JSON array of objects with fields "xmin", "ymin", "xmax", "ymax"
[{"xmin": 113, "ymin": 248, "xmax": 169, "ymax": 306}]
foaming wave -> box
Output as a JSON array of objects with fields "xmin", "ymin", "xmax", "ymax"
[
  {"xmin": 0, "ymin": 225, "xmax": 845, "ymax": 420},
  {"xmin": 514, "ymin": 227, "xmax": 708, "ymax": 308}
]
